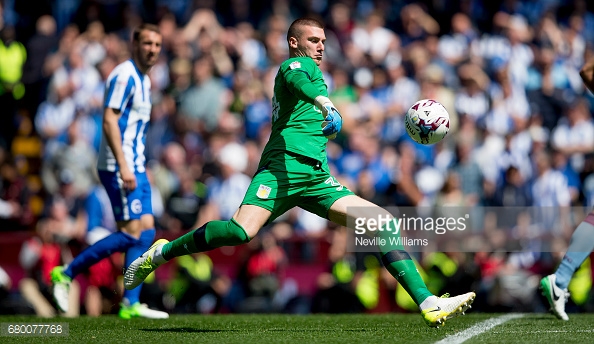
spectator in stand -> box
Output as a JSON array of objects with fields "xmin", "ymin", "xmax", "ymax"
[
  {"xmin": 40, "ymin": 118, "xmax": 97, "ymax": 197},
  {"xmin": 166, "ymin": 58, "xmax": 193, "ymax": 105},
  {"xmin": 21, "ymin": 15, "xmax": 58, "ymax": 116},
  {"xmin": 454, "ymin": 63, "xmax": 491, "ymax": 126},
  {"xmin": 399, "ymin": 3, "xmax": 439, "ymax": 46},
  {"xmin": 0, "ymin": 25, "xmax": 26, "ymax": 149},
  {"xmin": 337, "ymin": 124, "xmax": 393, "ymax": 196},
  {"xmin": 197, "ymin": 142, "xmax": 250, "ymax": 224},
  {"xmin": 0, "ymin": 265, "xmax": 29, "ymax": 314},
  {"xmin": 525, "ymin": 44, "xmax": 572, "ymax": 133},
  {"xmin": 18, "ymin": 197, "xmax": 81, "ymax": 317},
  {"xmin": 0, "ymin": 198, "xmax": 20, "ymax": 221},
  {"xmin": 325, "ymin": 2, "xmax": 355, "ymax": 57},
  {"xmin": 551, "ymin": 150, "xmax": 581, "ymax": 206},
  {"xmin": 34, "ymin": 80, "xmax": 76, "ymax": 157},
  {"xmin": 51, "ymin": 41, "xmax": 101, "ymax": 113},
  {"xmin": 451, "ymin": 140, "xmax": 484, "ymax": 206},
  {"xmin": 0, "ymin": 149, "xmax": 33, "ymax": 231},
  {"xmin": 531, "ymin": 150, "xmax": 572, "ymax": 237},
  {"xmin": 493, "ymin": 165, "xmax": 532, "ymax": 207},
  {"xmin": 150, "ymin": 141, "xmax": 187, "ymax": 203},
  {"xmin": 551, "ymin": 98, "xmax": 594, "ymax": 174},
  {"xmin": 235, "ymin": 231, "xmax": 287, "ymax": 313},
  {"xmin": 311, "ymin": 227, "xmax": 365, "ymax": 313},
  {"xmin": 166, "ymin": 252, "xmax": 230, "ymax": 314},
  {"xmin": 531, "ymin": 150, "xmax": 572, "ymax": 208},
  {"xmin": 417, "ymin": 64, "xmax": 458, "ymax": 138},
  {"xmin": 382, "ymin": 59, "xmax": 419, "ymax": 144},
  {"xmin": 145, "ymin": 93, "xmax": 177, "ymax": 161},
  {"xmin": 179, "ymin": 55, "xmax": 228, "ymax": 134},
  {"xmin": 162, "ymin": 167, "xmax": 206, "ymax": 234},
  {"xmin": 438, "ymin": 13, "xmax": 478, "ymax": 67},
  {"xmin": 350, "ymin": 10, "xmax": 398, "ymax": 65},
  {"xmin": 486, "ymin": 59, "xmax": 530, "ymax": 137}
]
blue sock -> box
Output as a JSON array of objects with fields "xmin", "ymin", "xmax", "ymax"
[
  {"xmin": 122, "ymin": 229, "xmax": 156, "ymax": 305},
  {"xmin": 64, "ymin": 231, "xmax": 138, "ymax": 278},
  {"xmin": 555, "ymin": 220, "xmax": 594, "ymax": 289}
]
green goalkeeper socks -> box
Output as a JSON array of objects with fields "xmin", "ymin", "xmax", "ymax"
[
  {"xmin": 161, "ymin": 219, "xmax": 250, "ymax": 260},
  {"xmin": 378, "ymin": 220, "xmax": 433, "ymax": 305},
  {"xmin": 381, "ymin": 251, "xmax": 433, "ymax": 305}
]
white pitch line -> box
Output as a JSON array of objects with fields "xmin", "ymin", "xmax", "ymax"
[{"xmin": 434, "ymin": 313, "xmax": 525, "ymax": 344}]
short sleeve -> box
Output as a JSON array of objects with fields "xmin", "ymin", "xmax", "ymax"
[{"xmin": 104, "ymin": 73, "xmax": 135, "ymax": 112}]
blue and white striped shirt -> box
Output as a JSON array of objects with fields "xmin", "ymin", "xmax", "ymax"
[{"xmin": 97, "ymin": 59, "xmax": 151, "ymax": 173}]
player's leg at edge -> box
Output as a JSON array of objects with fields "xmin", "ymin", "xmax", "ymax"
[
  {"xmin": 51, "ymin": 216, "xmax": 168, "ymax": 319},
  {"xmin": 538, "ymin": 212, "xmax": 594, "ymax": 321},
  {"xmin": 50, "ymin": 230, "xmax": 147, "ymax": 314},
  {"xmin": 50, "ymin": 266, "xmax": 71, "ymax": 313},
  {"xmin": 118, "ymin": 215, "xmax": 168, "ymax": 319},
  {"xmin": 540, "ymin": 274, "xmax": 569, "ymax": 321}
]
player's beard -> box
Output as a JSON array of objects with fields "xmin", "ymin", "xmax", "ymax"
[{"xmin": 135, "ymin": 50, "xmax": 157, "ymax": 72}]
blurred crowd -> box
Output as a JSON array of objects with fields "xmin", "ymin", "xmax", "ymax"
[{"xmin": 1, "ymin": 0, "xmax": 594, "ymax": 317}]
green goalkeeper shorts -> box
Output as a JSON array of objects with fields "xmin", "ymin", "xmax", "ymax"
[{"xmin": 241, "ymin": 151, "xmax": 355, "ymax": 224}]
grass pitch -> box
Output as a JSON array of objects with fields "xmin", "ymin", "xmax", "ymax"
[{"xmin": 1, "ymin": 313, "xmax": 593, "ymax": 344}]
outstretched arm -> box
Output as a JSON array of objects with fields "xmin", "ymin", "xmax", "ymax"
[{"xmin": 580, "ymin": 56, "xmax": 594, "ymax": 93}]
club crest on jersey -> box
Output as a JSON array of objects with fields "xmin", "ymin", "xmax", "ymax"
[
  {"xmin": 131, "ymin": 199, "xmax": 142, "ymax": 214},
  {"xmin": 289, "ymin": 61, "xmax": 301, "ymax": 69},
  {"xmin": 257, "ymin": 184, "xmax": 272, "ymax": 199}
]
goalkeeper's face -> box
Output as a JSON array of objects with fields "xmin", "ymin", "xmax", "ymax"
[{"xmin": 289, "ymin": 25, "xmax": 326, "ymax": 65}]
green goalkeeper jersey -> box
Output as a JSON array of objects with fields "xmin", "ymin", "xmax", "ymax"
[{"xmin": 261, "ymin": 56, "xmax": 328, "ymax": 163}]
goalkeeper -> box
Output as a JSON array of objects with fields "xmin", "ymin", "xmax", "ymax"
[{"xmin": 125, "ymin": 17, "xmax": 474, "ymax": 327}]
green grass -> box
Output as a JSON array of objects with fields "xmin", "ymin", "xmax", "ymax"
[{"xmin": 1, "ymin": 313, "xmax": 593, "ymax": 344}]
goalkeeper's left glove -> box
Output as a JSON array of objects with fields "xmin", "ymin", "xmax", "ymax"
[{"xmin": 315, "ymin": 96, "xmax": 342, "ymax": 139}]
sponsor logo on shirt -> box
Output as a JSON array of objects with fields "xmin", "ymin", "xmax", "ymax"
[{"xmin": 289, "ymin": 61, "xmax": 301, "ymax": 69}]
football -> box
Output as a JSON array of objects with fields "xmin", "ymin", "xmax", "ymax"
[{"xmin": 404, "ymin": 99, "xmax": 450, "ymax": 145}]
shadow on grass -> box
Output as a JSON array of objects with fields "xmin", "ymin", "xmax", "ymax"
[
  {"xmin": 502, "ymin": 314, "xmax": 561, "ymax": 322},
  {"xmin": 140, "ymin": 328, "xmax": 239, "ymax": 333},
  {"xmin": 266, "ymin": 329, "xmax": 369, "ymax": 332},
  {"xmin": 141, "ymin": 328, "xmax": 371, "ymax": 333}
]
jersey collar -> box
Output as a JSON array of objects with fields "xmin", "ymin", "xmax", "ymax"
[{"xmin": 129, "ymin": 58, "xmax": 145, "ymax": 81}]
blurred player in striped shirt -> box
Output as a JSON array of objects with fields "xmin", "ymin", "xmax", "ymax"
[{"xmin": 50, "ymin": 24, "xmax": 168, "ymax": 319}]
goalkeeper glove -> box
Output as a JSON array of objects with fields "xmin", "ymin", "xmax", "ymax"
[{"xmin": 315, "ymin": 96, "xmax": 342, "ymax": 139}]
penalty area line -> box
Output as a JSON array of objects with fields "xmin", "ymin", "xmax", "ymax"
[{"xmin": 434, "ymin": 313, "xmax": 525, "ymax": 344}]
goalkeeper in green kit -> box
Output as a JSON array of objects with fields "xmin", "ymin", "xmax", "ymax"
[{"xmin": 125, "ymin": 18, "xmax": 474, "ymax": 327}]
